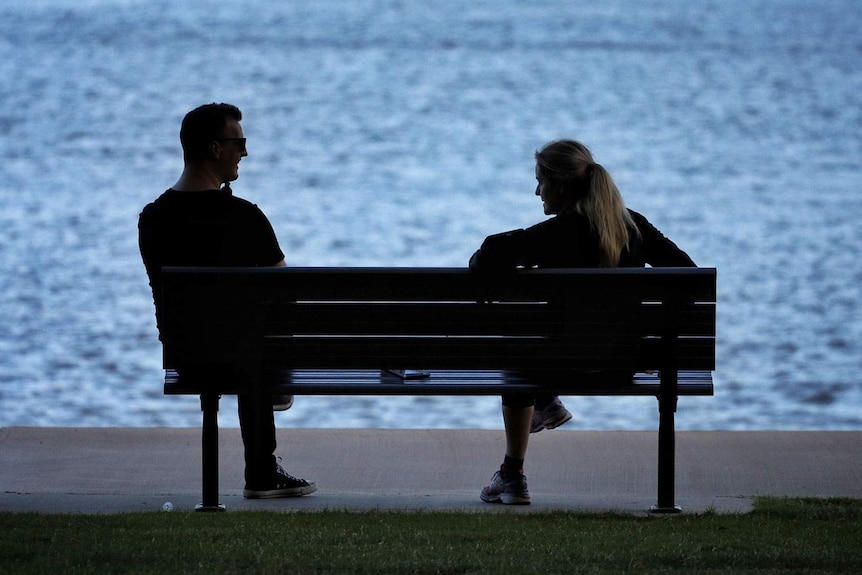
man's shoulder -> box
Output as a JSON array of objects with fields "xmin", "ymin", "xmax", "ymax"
[
  {"xmin": 139, "ymin": 189, "xmax": 174, "ymax": 220},
  {"xmin": 226, "ymin": 193, "xmax": 261, "ymax": 211},
  {"xmin": 140, "ymin": 189, "xmax": 262, "ymax": 215}
]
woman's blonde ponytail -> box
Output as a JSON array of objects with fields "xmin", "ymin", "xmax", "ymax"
[{"xmin": 536, "ymin": 140, "xmax": 639, "ymax": 266}]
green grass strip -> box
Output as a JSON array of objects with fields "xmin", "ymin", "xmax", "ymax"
[{"xmin": 1, "ymin": 497, "xmax": 860, "ymax": 574}]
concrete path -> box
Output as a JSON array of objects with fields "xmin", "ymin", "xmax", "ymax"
[{"xmin": 1, "ymin": 428, "xmax": 859, "ymax": 515}]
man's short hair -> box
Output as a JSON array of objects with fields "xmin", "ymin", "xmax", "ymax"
[{"xmin": 179, "ymin": 103, "xmax": 242, "ymax": 162}]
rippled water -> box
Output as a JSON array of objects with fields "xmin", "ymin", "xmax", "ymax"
[{"xmin": 1, "ymin": 0, "xmax": 860, "ymax": 430}]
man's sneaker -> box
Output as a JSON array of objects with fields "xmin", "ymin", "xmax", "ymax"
[
  {"xmin": 273, "ymin": 395, "xmax": 294, "ymax": 411},
  {"xmin": 480, "ymin": 467, "xmax": 531, "ymax": 505},
  {"xmin": 243, "ymin": 464, "xmax": 317, "ymax": 499},
  {"xmin": 531, "ymin": 397, "xmax": 572, "ymax": 433}
]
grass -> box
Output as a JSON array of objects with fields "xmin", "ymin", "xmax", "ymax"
[{"xmin": 1, "ymin": 497, "xmax": 860, "ymax": 574}]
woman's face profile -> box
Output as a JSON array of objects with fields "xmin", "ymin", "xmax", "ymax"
[{"xmin": 535, "ymin": 165, "xmax": 564, "ymax": 215}]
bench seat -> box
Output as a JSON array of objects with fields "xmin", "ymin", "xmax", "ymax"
[{"xmin": 165, "ymin": 368, "xmax": 713, "ymax": 397}]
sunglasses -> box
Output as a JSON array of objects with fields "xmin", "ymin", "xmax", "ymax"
[{"xmin": 218, "ymin": 137, "xmax": 247, "ymax": 151}]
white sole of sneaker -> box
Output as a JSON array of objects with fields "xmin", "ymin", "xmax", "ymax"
[
  {"xmin": 480, "ymin": 492, "xmax": 531, "ymax": 505},
  {"xmin": 542, "ymin": 410, "xmax": 573, "ymax": 430},
  {"xmin": 243, "ymin": 483, "xmax": 317, "ymax": 499}
]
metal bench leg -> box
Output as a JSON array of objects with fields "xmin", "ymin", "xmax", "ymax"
[
  {"xmin": 196, "ymin": 392, "xmax": 226, "ymax": 512},
  {"xmin": 651, "ymin": 370, "xmax": 682, "ymax": 514}
]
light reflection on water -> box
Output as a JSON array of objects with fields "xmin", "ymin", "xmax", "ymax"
[{"xmin": 0, "ymin": 0, "xmax": 860, "ymax": 429}]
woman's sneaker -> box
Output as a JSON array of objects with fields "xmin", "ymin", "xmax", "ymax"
[
  {"xmin": 243, "ymin": 464, "xmax": 317, "ymax": 499},
  {"xmin": 531, "ymin": 397, "xmax": 573, "ymax": 433},
  {"xmin": 480, "ymin": 467, "xmax": 531, "ymax": 505}
]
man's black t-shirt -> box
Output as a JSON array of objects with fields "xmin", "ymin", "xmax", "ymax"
[{"xmin": 138, "ymin": 188, "xmax": 284, "ymax": 334}]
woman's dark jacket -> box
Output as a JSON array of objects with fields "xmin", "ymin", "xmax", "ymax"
[{"xmin": 469, "ymin": 208, "xmax": 695, "ymax": 271}]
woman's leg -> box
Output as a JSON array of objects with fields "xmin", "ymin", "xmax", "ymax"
[
  {"xmin": 503, "ymin": 404, "xmax": 533, "ymax": 460},
  {"xmin": 481, "ymin": 394, "xmax": 533, "ymax": 504}
]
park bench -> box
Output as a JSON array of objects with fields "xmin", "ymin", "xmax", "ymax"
[{"xmin": 161, "ymin": 266, "xmax": 716, "ymax": 512}]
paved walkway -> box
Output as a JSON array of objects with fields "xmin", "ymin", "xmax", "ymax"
[{"xmin": 1, "ymin": 428, "xmax": 860, "ymax": 515}]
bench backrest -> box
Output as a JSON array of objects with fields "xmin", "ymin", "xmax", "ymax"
[{"xmin": 160, "ymin": 267, "xmax": 716, "ymax": 375}]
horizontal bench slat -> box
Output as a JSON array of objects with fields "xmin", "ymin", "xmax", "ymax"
[
  {"xmin": 163, "ymin": 369, "xmax": 714, "ymax": 397},
  {"xmin": 163, "ymin": 336, "xmax": 716, "ymax": 371},
  {"xmin": 261, "ymin": 302, "xmax": 715, "ymax": 337},
  {"xmin": 161, "ymin": 266, "xmax": 717, "ymax": 303},
  {"xmin": 263, "ymin": 338, "xmax": 714, "ymax": 370}
]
